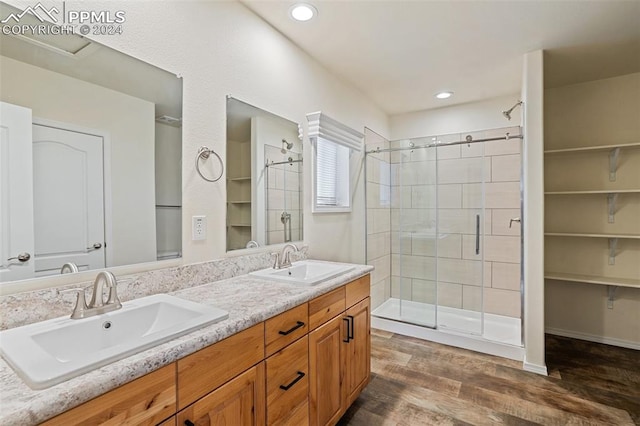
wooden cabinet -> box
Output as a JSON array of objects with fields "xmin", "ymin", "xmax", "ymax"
[
  {"xmin": 158, "ymin": 416, "xmax": 176, "ymax": 426},
  {"xmin": 265, "ymin": 303, "xmax": 308, "ymax": 357},
  {"xmin": 309, "ymin": 277, "xmax": 371, "ymax": 426},
  {"xmin": 177, "ymin": 363, "xmax": 266, "ymax": 426},
  {"xmin": 345, "ymin": 297, "xmax": 370, "ymax": 406},
  {"xmin": 309, "ymin": 314, "xmax": 347, "ymax": 426},
  {"xmin": 177, "ymin": 323, "xmax": 265, "ymax": 410},
  {"xmin": 266, "ymin": 336, "xmax": 309, "ymax": 425},
  {"xmin": 41, "ymin": 364, "xmax": 176, "ymax": 426}
]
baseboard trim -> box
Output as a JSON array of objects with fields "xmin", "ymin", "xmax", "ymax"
[
  {"xmin": 522, "ymin": 358, "xmax": 548, "ymax": 376},
  {"xmin": 546, "ymin": 327, "xmax": 640, "ymax": 350}
]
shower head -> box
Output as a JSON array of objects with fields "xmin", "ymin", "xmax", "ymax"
[
  {"xmin": 280, "ymin": 138, "xmax": 293, "ymax": 154},
  {"xmin": 502, "ymin": 101, "xmax": 523, "ymax": 121}
]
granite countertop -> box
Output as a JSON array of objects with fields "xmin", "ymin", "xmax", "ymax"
[{"xmin": 0, "ymin": 263, "xmax": 372, "ymax": 425}]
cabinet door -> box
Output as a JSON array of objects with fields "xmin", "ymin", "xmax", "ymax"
[
  {"xmin": 345, "ymin": 297, "xmax": 371, "ymax": 406},
  {"xmin": 177, "ymin": 362, "xmax": 265, "ymax": 426},
  {"xmin": 309, "ymin": 314, "xmax": 347, "ymax": 426}
]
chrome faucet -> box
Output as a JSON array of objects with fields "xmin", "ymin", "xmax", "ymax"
[
  {"xmin": 60, "ymin": 262, "xmax": 79, "ymax": 274},
  {"xmin": 273, "ymin": 243, "xmax": 299, "ymax": 269},
  {"xmin": 61, "ymin": 271, "xmax": 122, "ymax": 319}
]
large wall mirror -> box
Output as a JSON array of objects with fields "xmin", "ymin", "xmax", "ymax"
[
  {"xmin": 0, "ymin": 4, "xmax": 182, "ymax": 284},
  {"xmin": 226, "ymin": 97, "xmax": 303, "ymax": 251}
]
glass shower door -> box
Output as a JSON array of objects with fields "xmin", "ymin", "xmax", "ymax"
[
  {"xmin": 435, "ymin": 141, "xmax": 486, "ymax": 336},
  {"xmin": 394, "ymin": 144, "xmax": 437, "ymax": 328}
]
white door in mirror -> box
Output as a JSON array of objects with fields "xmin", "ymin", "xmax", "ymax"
[{"xmin": 0, "ymin": 102, "xmax": 35, "ymax": 282}]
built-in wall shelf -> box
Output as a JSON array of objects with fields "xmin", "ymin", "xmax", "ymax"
[
  {"xmin": 545, "ymin": 272, "xmax": 640, "ymax": 289},
  {"xmin": 228, "ymin": 201, "xmax": 251, "ymax": 204},
  {"xmin": 544, "ymin": 142, "xmax": 640, "ymax": 154},
  {"xmin": 545, "ymin": 190, "xmax": 640, "ymax": 195},
  {"xmin": 228, "ymin": 176, "xmax": 251, "ymax": 181},
  {"xmin": 545, "ymin": 232, "xmax": 640, "ymax": 239},
  {"xmin": 228, "ymin": 223, "xmax": 251, "ymax": 227}
]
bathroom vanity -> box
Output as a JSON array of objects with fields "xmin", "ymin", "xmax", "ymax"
[{"xmin": 0, "ymin": 263, "xmax": 372, "ymax": 426}]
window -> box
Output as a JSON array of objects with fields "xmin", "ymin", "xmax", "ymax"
[
  {"xmin": 307, "ymin": 112, "xmax": 363, "ymax": 213},
  {"xmin": 315, "ymin": 137, "xmax": 350, "ymax": 209}
]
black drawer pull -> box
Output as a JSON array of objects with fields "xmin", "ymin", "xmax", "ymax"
[
  {"xmin": 185, "ymin": 420, "xmax": 195, "ymax": 426},
  {"xmin": 343, "ymin": 317, "xmax": 350, "ymax": 342},
  {"xmin": 278, "ymin": 321, "xmax": 305, "ymax": 335},
  {"xmin": 280, "ymin": 371, "xmax": 305, "ymax": 391}
]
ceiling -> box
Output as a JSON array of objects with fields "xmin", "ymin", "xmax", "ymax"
[{"xmin": 242, "ymin": 0, "xmax": 640, "ymax": 115}]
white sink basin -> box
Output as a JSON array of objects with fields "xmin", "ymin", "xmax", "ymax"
[
  {"xmin": 250, "ymin": 260, "xmax": 355, "ymax": 285},
  {"xmin": 0, "ymin": 294, "xmax": 228, "ymax": 389}
]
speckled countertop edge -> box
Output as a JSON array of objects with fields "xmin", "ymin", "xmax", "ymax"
[{"xmin": 0, "ymin": 263, "xmax": 373, "ymax": 426}]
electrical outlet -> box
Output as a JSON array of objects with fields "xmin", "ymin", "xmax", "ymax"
[{"xmin": 192, "ymin": 215, "xmax": 206, "ymax": 240}]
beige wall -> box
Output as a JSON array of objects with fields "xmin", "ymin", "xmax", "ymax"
[
  {"xmin": 2, "ymin": 0, "xmax": 388, "ymax": 293},
  {"xmin": 85, "ymin": 0, "xmax": 389, "ymax": 265},
  {"xmin": 0, "ymin": 55, "xmax": 157, "ymax": 268},
  {"xmin": 522, "ymin": 50, "xmax": 546, "ymax": 374},
  {"xmin": 544, "ymin": 72, "xmax": 640, "ymax": 348}
]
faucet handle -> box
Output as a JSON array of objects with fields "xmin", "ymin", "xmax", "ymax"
[
  {"xmin": 58, "ymin": 287, "xmax": 89, "ymax": 319},
  {"xmin": 271, "ymin": 252, "xmax": 280, "ymax": 269}
]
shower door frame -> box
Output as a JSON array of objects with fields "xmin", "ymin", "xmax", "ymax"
[{"xmin": 365, "ymin": 131, "xmax": 525, "ymax": 343}]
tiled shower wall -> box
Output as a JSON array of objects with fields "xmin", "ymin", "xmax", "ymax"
[
  {"xmin": 365, "ymin": 129, "xmax": 391, "ymax": 310},
  {"xmin": 367, "ymin": 126, "xmax": 522, "ymax": 319},
  {"xmin": 265, "ymin": 145, "xmax": 303, "ymax": 245}
]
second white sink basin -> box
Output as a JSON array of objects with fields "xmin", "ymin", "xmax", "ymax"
[
  {"xmin": 0, "ymin": 294, "xmax": 228, "ymax": 389},
  {"xmin": 250, "ymin": 260, "xmax": 355, "ymax": 285}
]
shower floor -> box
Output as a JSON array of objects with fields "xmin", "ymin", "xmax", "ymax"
[{"xmin": 373, "ymin": 298, "xmax": 521, "ymax": 347}]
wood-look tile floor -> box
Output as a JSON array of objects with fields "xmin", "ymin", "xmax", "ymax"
[{"xmin": 338, "ymin": 330, "xmax": 639, "ymax": 425}]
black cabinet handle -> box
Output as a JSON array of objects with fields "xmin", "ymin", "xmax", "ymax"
[
  {"xmin": 278, "ymin": 321, "xmax": 305, "ymax": 335},
  {"xmin": 280, "ymin": 371, "xmax": 305, "ymax": 390},
  {"xmin": 343, "ymin": 317, "xmax": 350, "ymax": 342},
  {"xmin": 348, "ymin": 315, "xmax": 355, "ymax": 340},
  {"xmin": 185, "ymin": 420, "xmax": 195, "ymax": 426}
]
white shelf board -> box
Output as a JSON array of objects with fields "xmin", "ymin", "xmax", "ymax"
[
  {"xmin": 545, "ymin": 272, "xmax": 640, "ymax": 289},
  {"xmin": 545, "ymin": 190, "xmax": 640, "ymax": 195},
  {"xmin": 228, "ymin": 201, "xmax": 251, "ymax": 204},
  {"xmin": 545, "ymin": 232, "xmax": 640, "ymax": 239},
  {"xmin": 544, "ymin": 142, "xmax": 640, "ymax": 154},
  {"xmin": 228, "ymin": 223, "xmax": 251, "ymax": 227},
  {"xmin": 227, "ymin": 176, "xmax": 251, "ymax": 181}
]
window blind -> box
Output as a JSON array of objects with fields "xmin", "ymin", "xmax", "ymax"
[{"xmin": 316, "ymin": 138, "xmax": 337, "ymax": 206}]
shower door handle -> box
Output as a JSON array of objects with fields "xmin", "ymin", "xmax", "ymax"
[{"xmin": 475, "ymin": 214, "xmax": 480, "ymax": 255}]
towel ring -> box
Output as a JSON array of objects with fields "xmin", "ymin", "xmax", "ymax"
[{"xmin": 195, "ymin": 146, "xmax": 224, "ymax": 182}]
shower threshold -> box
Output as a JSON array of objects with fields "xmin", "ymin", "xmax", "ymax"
[{"xmin": 373, "ymin": 298, "xmax": 522, "ymax": 347}]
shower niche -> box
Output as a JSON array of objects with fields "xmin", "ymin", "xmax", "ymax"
[{"xmin": 365, "ymin": 126, "xmax": 524, "ymax": 352}]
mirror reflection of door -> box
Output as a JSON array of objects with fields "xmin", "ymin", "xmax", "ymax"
[
  {"xmin": 32, "ymin": 124, "xmax": 105, "ymax": 276},
  {"xmin": 0, "ymin": 102, "xmax": 35, "ymax": 281}
]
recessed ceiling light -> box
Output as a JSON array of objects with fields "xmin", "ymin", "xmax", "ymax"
[
  {"xmin": 289, "ymin": 3, "xmax": 317, "ymax": 21},
  {"xmin": 435, "ymin": 91, "xmax": 453, "ymax": 99}
]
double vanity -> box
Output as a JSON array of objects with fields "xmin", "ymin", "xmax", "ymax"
[{"xmin": 0, "ymin": 258, "xmax": 372, "ymax": 426}]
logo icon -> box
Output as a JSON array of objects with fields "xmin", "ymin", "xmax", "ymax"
[{"xmin": 1, "ymin": 2, "xmax": 59, "ymax": 24}]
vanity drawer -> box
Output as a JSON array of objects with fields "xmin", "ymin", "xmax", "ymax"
[
  {"xmin": 265, "ymin": 303, "xmax": 309, "ymax": 357},
  {"xmin": 308, "ymin": 287, "xmax": 345, "ymax": 330},
  {"xmin": 266, "ymin": 336, "xmax": 309, "ymax": 426},
  {"xmin": 346, "ymin": 275, "xmax": 370, "ymax": 308},
  {"xmin": 177, "ymin": 323, "xmax": 265, "ymax": 410},
  {"xmin": 41, "ymin": 364, "xmax": 176, "ymax": 426}
]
